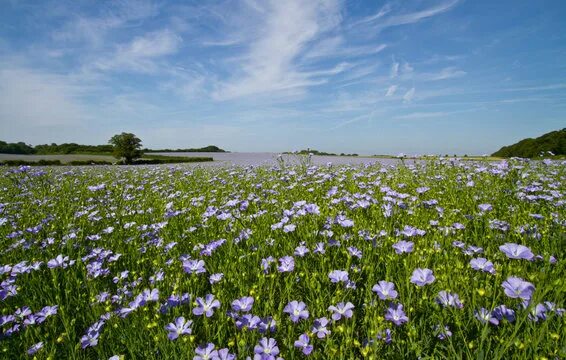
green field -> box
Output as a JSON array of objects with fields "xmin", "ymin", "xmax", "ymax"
[{"xmin": 0, "ymin": 159, "xmax": 564, "ymax": 359}]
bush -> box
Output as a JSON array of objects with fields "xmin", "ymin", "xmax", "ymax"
[{"xmin": 0, "ymin": 159, "xmax": 62, "ymax": 166}]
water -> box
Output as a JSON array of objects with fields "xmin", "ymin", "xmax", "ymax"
[
  {"xmin": 154, "ymin": 152, "xmax": 402, "ymax": 167},
  {"xmin": 0, "ymin": 152, "xmax": 404, "ymax": 167}
]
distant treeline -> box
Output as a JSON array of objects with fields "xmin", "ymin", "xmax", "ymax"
[
  {"xmin": 144, "ymin": 145, "xmax": 227, "ymax": 153},
  {"xmin": 0, "ymin": 156, "xmax": 213, "ymax": 167},
  {"xmin": 492, "ymin": 128, "xmax": 565, "ymax": 158},
  {"xmin": 0, "ymin": 141, "xmax": 226, "ymax": 155},
  {"xmin": 0, "ymin": 141, "xmax": 113, "ymax": 154},
  {"xmin": 285, "ymin": 149, "xmax": 359, "ymax": 157}
]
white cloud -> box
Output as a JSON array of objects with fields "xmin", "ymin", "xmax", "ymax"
[
  {"xmin": 52, "ymin": 0, "xmax": 159, "ymax": 45},
  {"xmin": 424, "ymin": 66, "xmax": 466, "ymax": 81},
  {"xmin": 403, "ymin": 87, "xmax": 416, "ymax": 102},
  {"xmin": 395, "ymin": 111, "xmax": 448, "ymax": 120},
  {"xmin": 390, "ymin": 61, "xmax": 399, "ymax": 78},
  {"xmin": 92, "ymin": 29, "xmax": 182, "ymax": 73},
  {"xmin": 0, "ymin": 66, "xmax": 89, "ymax": 128},
  {"xmin": 402, "ymin": 62, "xmax": 414, "ymax": 74},
  {"xmin": 304, "ymin": 37, "xmax": 387, "ymax": 60},
  {"xmin": 213, "ymin": 0, "xmax": 343, "ymax": 100},
  {"xmin": 359, "ymin": 0, "xmax": 460, "ymax": 31},
  {"xmin": 385, "ymin": 85, "xmax": 398, "ymax": 96}
]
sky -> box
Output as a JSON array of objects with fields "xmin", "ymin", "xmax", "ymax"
[{"xmin": 1, "ymin": 0, "xmax": 565, "ymax": 155}]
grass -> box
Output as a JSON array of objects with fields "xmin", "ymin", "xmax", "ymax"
[{"xmin": 0, "ymin": 158, "xmax": 564, "ymax": 359}]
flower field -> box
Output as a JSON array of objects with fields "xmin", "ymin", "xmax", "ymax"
[{"xmin": 0, "ymin": 159, "xmax": 565, "ymax": 359}]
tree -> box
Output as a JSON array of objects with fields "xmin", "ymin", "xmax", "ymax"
[{"xmin": 108, "ymin": 133, "xmax": 143, "ymax": 164}]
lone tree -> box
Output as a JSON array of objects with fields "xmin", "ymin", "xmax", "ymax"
[{"xmin": 108, "ymin": 132, "xmax": 143, "ymax": 164}]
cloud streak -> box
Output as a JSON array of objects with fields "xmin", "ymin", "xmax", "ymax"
[{"xmin": 213, "ymin": 0, "xmax": 342, "ymax": 100}]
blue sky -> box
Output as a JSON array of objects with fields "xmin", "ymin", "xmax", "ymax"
[{"xmin": 1, "ymin": 0, "xmax": 565, "ymax": 155}]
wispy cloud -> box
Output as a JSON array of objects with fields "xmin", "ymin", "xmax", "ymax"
[
  {"xmin": 0, "ymin": 65, "xmax": 90, "ymax": 127},
  {"xmin": 92, "ymin": 29, "xmax": 182, "ymax": 73},
  {"xmin": 358, "ymin": 0, "xmax": 460, "ymax": 31},
  {"xmin": 403, "ymin": 87, "xmax": 416, "ymax": 102},
  {"xmin": 395, "ymin": 111, "xmax": 449, "ymax": 120},
  {"xmin": 52, "ymin": 0, "xmax": 159, "ymax": 45},
  {"xmin": 385, "ymin": 85, "xmax": 398, "ymax": 96},
  {"xmin": 390, "ymin": 60, "xmax": 400, "ymax": 78},
  {"xmin": 212, "ymin": 0, "xmax": 342, "ymax": 100},
  {"xmin": 502, "ymin": 83, "xmax": 566, "ymax": 92}
]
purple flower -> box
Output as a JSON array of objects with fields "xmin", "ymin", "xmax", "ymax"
[
  {"xmin": 283, "ymin": 224, "xmax": 296, "ymax": 233},
  {"xmin": 165, "ymin": 316, "xmax": 193, "ymax": 340},
  {"xmin": 410, "ymin": 268, "xmax": 435, "ymax": 286},
  {"xmin": 294, "ymin": 245, "xmax": 309, "ymax": 257},
  {"xmin": 478, "ymin": 204, "xmax": 493, "ymax": 212},
  {"xmin": 47, "ymin": 255, "xmax": 72, "ymax": 269},
  {"xmin": 232, "ymin": 296, "xmax": 254, "ymax": 312},
  {"xmin": 501, "ymin": 276, "xmax": 535, "ymax": 301},
  {"xmin": 27, "ymin": 342, "xmax": 43, "ymax": 355},
  {"xmin": 235, "ymin": 314, "xmax": 261, "ymax": 330},
  {"xmin": 0, "ymin": 315, "xmax": 15, "ymax": 326},
  {"xmin": 392, "ymin": 240, "xmax": 414, "ymax": 254},
  {"xmin": 209, "ymin": 273, "xmax": 224, "ymax": 284},
  {"xmin": 529, "ymin": 303, "xmax": 548, "ymax": 322},
  {"xmin": 400, "ymin": 225, "xmax": 425, "ymax": 237},
  {"xmin": 474, "ymin": 308, "xmax": 499, "ymax": 325},
  {"xmin": 328, "ymin": 302, "xmax": 354, "ymax": 321},
  {"xmin": 254, "ymin": 337, "xmax": 279, "ymax": 360},
  {"xmin": 311, "ymin": 317, "xmax": 331, "ymax": 338},
  {"xmin": 499, "ymin": 243, "xmax": 535, "ymax": 261},
  {"xmin": 218, "ymin": 348, "xmax": 235, "ymax": 360},
  {"xmin": 385, "ymin": 303, "xmax": 408, "ymax": 326},
  {"xmin": 372, "ymin": 281, "xmax": 398, "ymax": 300},
  {"xmin": 328, "ymin": 270, "xmax": 349, "ymax": 283},
  {"xmin": 313, "ymin": 242, "xmax": 326, "ymax": 254},
  {"xmin": 335, "ymin": 214, "xmax": 354, "ymax": 228},
  {"xmin": 81, "ymin": 328, "xmax": 101, "ymax": 348},
  {"xmin": 436, "ymin": 291, "xmax": 463, "ymax": 309},
  {"xmin": 183, "ymin": 259, "xmax": 206, "ymax": 274},
  {"xmin": 277, "ymin": 256, "xmax": 295, "ymax": 273},
  {"xmin": 294, "ymin": 334, "xmax": 313, "ymax": 355},
  {"xmin": 194, "ymin": 343, "xmax": 218, "ymax": 360},
  {"xmin": 14, "ymin": 306, "xmax": 32, "ymax": 319},
  {"xmin": 258, "ymin": 316, "xmax": 277, "ymax": 334},
  {"xmin": 347, "ymin": 246, "xmax": 362, "ymax": 259},
  {"xmin": 193, "ymin": 294, "xmax": 221, "ymax": 317},
  {"xmin": 435, "ymin": 325, "xmax": 452, "ymax": 340},
  {"xmin": 492, "ymin": 305, "xmax": 516, "ymax": 323},
  {"xmin": 470, "ymin": 257, "xmax": 496, "ymax": 274},
  {"xmin": 23, "ymin": 314, "xmax": 39, "ymax": 327},
  {"xmin": 261, "ymin": 256, "xmax": 275, "ymax": 273},
  {"xmin": 376, "ymin": 328, "xmax": 392, "ymax": 344},
  {"xmin": 142, "ymin": 288, "xmax": 159, "ymax": 302},
  {"xmin": 283, "ymin": 301, "xmax": 309, "ymax": 323}
]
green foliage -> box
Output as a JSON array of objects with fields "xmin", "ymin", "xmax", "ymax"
[
  {"xmin": 108, "ymin": 133, "xmax": 143, "ymax": 164},
  {"xmin": 0, "ymin": 141, "xmax": 35, "ymax": 154},
  {"xmin": 492, "ymin": 128, "xmax": 566, "ymax": 158},
  {"xmin": 285, "ymin": 149, "xmax": 359, "ymax": 157},
  {"xmin": 0, "ymin": 141, "xmax": 114, "ymax": 155},
  {"xmin": 34, "ymin": 143, "xmax": 114, "ymax": 154},
  {"xmin": 144, "ymin": 145, "xmax": 227, "ymax": 153},
  {"xmin": 0, "ymin": 160, "xmax": 564, "ymax": 359},
  {"xmin": 1, "ymin": 140, "xmax": 224, "ymax": 156}
]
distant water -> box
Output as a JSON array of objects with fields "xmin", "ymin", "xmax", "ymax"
[{"xmin": 154, "ymin": 152, "xmax": 402, "ymax": 167}]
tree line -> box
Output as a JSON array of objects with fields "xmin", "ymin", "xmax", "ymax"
[
  {"xmin": 0, "ymin": 141, "xmax": 113, "ymax": 155},
  {"xmin": 0, "ymin": 141, "xmax": 226, "ymax": 155}
]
